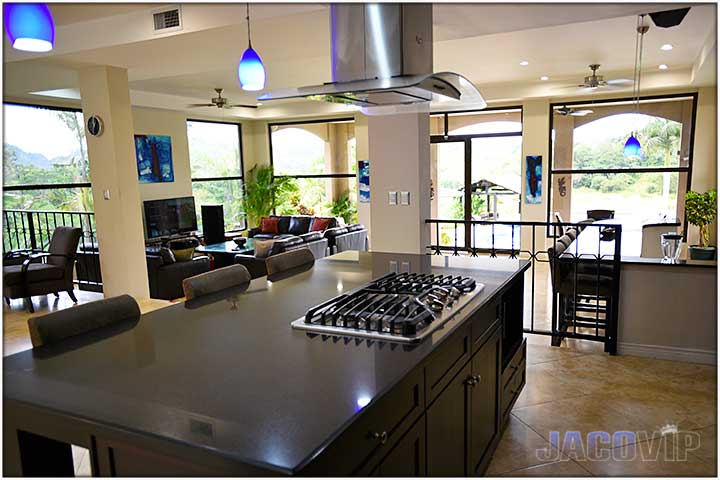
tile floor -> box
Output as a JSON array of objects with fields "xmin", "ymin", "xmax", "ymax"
[
  {"xmin": 487, "ymin": 334, "xmax": 717, "ymax": 477},
  {"xmin": 3, "ymin": 292, "xmax": 716, "ymax": 477}
]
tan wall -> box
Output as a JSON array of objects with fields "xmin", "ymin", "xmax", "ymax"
[{"xmin": 689, "ymin": 87, "xmax": 718, "ymax": 246}]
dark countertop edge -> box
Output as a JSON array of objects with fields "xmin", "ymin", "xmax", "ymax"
[
  {"xmin": 5, "ymin": 397, "xmax": 295, "ymax": 476},
  {"xmin": 621, "ymin": 256, "xmax": 717, "ymax": 268},
  {"xmin": 292, "ymin": 259, "xmax": 532, "ymax": 474}
]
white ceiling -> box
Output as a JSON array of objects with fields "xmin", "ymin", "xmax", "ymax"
[{"xmin": 3, "ymin": 3, "xmax": 716, "ymax": 120}]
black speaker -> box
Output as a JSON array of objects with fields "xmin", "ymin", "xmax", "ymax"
[{"xmin": 202, "ymin": 205, "xmax": 225, "ymax": 245}]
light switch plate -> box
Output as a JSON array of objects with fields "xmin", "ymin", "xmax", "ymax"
[
  {"xmin": 389, "ymin": 260, "xmax": 399, "ymax": 273},
  {"xmin": 401, "ymin": 261, "xmax": 410, "ymax": 272},
  {"xmin": 388, "ymin": 191, "xmax": 398, "ymax": 205},
  {"xmin": 400, "ymin": 191, "xmax": 410, "ymax": 205},
  {"xmin": 103, "ymin": 189, "xmax": 111, "ymax": 200}
]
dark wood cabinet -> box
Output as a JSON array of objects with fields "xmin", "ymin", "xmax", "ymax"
[
  {"xmin": 427, "ymin": 362, "xmax": 471, "ymax": 476},
  {"xmin": 469, "ymin": 328, "xmax": 501, "ymax": 474},
  {"xmin": 370, "ymin": 416, "xmax": 426, "ymax": 476}
]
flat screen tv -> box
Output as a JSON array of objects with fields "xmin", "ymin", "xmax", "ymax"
[{"xmin": 143, "ymin": 196, "xmax": 198, "ymax": 239}]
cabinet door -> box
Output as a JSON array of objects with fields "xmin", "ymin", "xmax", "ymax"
[
  {"xmin": 426, "ymin": 363, "xmax": 471, "ymax": 477},
  {"xmin": 469, "ymin": 327, "xmax": 501, "ymax": 474},
  {"xmin": 375, "ymin": 416, "xmax": 426, "ymax": 476}
]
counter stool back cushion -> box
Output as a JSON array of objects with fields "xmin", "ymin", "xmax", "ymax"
[
  {"xmin": 182, "ymin": 264, "xmax": 251, "ymax": 300},
  {"xmin": 266, "ymin": 248, "xmax": 315, "ymax": 277},
  {"xmin": 28, "ymin": 294, "xmax": 140, "ymax": 348}
]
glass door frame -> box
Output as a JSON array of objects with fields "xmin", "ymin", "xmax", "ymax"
[{"xmin": 430, "ymin": 107, "xmax": 524, "ymax": 250}]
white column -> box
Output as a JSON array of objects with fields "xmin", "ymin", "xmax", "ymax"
[
  {"xmin": 521, "ymin": 100, "xmax": 551, "ymax": 251},
  {"xmin": 79, "ymin": 66, "xmax": 150, "ymax": 299},
  {"xmin": 368, "ymin": 113, "xmax": 431, "ymax": 253}
]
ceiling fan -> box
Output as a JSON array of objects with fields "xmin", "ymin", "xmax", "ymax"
[
  {"xmin": 555, "ymin": 105, "xmax": 594, "ymax": 117},
  {"xmin": 187, "ymin": 88, "xmax": 257, "ymax": 109},
  {"xmin": 556, "ymin": 64, "xmax": 633, "ymax": 93}
]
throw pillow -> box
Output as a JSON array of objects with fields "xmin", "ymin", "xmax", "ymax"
[
  {"xmin": 310, "ymin": 217, "xmax": 332, "ymax": 232},
  {"xmin": 288, "ymin": 216, "xmax": 312, "ymax": 235},
  {"xmin": 261, "ymin": 217, "xmax": 280, "ymax": 234},
  {"xmin": 159, "ymin": 247, "xmax": 176, "ymax": 264},
  {"xmin": 253, "ymin": 239, "xmax": 277, "ymax": 259}
]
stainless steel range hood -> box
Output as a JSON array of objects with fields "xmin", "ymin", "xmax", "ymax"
[{"xmin": 258, "ymin": 4, "xmax": 486, "ymax": 114}]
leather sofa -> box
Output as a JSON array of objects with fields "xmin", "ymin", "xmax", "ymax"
[
  {"xmin": 234, "ymin": 235, "xmax": 328, "ymax": 279},
  {"xmin": 248, "ymin": 215, "xmax": 368, "ymax": 256},
  {"xmin": 75, "ymin": 243, "xmax": 211, "ymax": 300}
]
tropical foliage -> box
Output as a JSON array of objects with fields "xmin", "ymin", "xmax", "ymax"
[
  {"xmin": 328, "ymin": 192, "xmax": 358, "ymax": 224},
  {"xmin": 241, "ymin": 165, "xmax": 298, "ymax": 227},
  {"xmin": 685, "ymin": 190, "xmax": 717, "ymax": 247}
]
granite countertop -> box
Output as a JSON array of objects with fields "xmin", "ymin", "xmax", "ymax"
[{"xmin": 4, "ymin": 251, "xmax": 529, "ymax": 474}]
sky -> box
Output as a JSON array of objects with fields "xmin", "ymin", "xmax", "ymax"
[{"xmin": 3, "ymin": 104, "xmax": 84, "ymax": 160}]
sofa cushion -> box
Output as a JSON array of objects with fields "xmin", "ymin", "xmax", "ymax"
[
  {"xmin": 288, "ymin": 216, "xmax": 312, "ymax": 235},
  {"xmin": 253, "ymin": 239, "xmax": 277, "ymax": 259},
  {"xmin": 274, "ymin": 233, "xmax": 296, "ymax": 240},
  {"xmin": 261, "ymin": 217, "xmax": 280, "ymax": 234},
  {"xmin": 159, "ymin": 247, "xmax": 176, "ymax": 265},
  {"xmin": 270, "ymin": 236, "xmax": 304, "ymax": 256},
  {"xmin": 345, "ymin": 223, "xmax": 365, "ymax": 232},
  {"xmin": 300, "ymin": 231, "xmax": 324, "ymax": 243},
  {"xmin": 4, "ymin": 263, "xmax": 65, "ymax": 286},
  {"xmin": 324, "ymin": 226, "xmax": 349, "ymax": 239},
  {"xmin": 310, "ymin": 217, "xmax": 332, "ymax": 232},
  {"xmin": 252, "ymin": 233, "xmax": 276, "ymax": 240},
  {"xmin": 274, "ymin": 216, "xmax": 292, "ymax": 234}
]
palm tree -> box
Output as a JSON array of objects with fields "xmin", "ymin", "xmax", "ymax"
[{"xmin": 643, "ymin": 119, "xmax": 681, "ymax": 205}]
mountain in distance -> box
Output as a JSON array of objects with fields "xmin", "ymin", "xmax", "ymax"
[{"xmin": 4, "ymin": 144, "xmax": 81, "ymax": 169}]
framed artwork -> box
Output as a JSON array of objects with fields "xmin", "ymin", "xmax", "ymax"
[
  {"xmin": 135, "ymin": 134, "xmax": 174, "ymax": 183},
  {"xmin": 525, "ymin": 155, "xmax": 542, "ymax": 204},
  {"xmin": 358, "ymin": 160, "xmax": 370, "ymax": 203}
]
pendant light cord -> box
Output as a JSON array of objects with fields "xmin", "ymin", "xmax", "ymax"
[
  {"xmin": 637, "ymin": 15, "xmax": 646, "ymax": 116},
  {"xmin": 632, "ymin": 15, "xmax": 640, "ymax": 115},
  {"xmin": 246, "ymin": 3, "xmax": 252, "ymax": 48}
]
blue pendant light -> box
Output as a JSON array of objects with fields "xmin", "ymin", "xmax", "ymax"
[
  {"xmin": 624, "ymin": 14, "xmax": 648, "ymax": 158},
  {"xmin": 623, "ymin": 134, "xmax": 642, "ymax": 158},
  {"xmin": 3, "ymin": 3, "xmax": 55, "ymax": 52},
  {"xmin": 237, "ymin": 3, "xmax": 265, "ymax": 91}
]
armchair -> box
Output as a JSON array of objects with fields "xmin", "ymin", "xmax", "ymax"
[{"xmin": 3, "ymin": 226, "xmax": 83, "ymax": 313}]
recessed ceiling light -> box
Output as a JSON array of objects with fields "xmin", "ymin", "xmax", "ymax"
[
  {"xmin": 540, "ymin": 76, "xmax": 549, "ymax": 81},
  {"xmin": 519, "ymin": 60, "xmax": 529, "ymax": 66},
  {"xmin": 660, "ymin": 44, "xmax": 673, "ymax": 51},
  {"xmin": 659, "ymin": 64, "xmax": 669, "ymax": 70},
  {"xmin": 256, "ymin": 102, "xmax": 263, "ymax": 106}
]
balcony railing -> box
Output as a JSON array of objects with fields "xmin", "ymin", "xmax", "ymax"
[
  {"xmin": 3, "ymin": 209, "xmax": 102, "ymax": 291},
  {"xmin": 426, "ymin": 218, "xmax": 622, "ymax": 354}
]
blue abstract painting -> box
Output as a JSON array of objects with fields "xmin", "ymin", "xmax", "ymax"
[
  {"xmin": 135, "ymin": 134, "xmax": 174, "ymax": 183},
  {"xmin": 358, "ymin": 160, "xmax": 370, "ymax": 203},
  {"xmin": 525, "ymin": 155, "xmax": 542, "ymax": 204}
]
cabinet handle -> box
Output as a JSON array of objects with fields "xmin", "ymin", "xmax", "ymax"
[
  {"xmin": 371, "ymin": 431, "xmax": 388, "ymax": 444},
  {"xmin": 473, "ymin": 374, "xmax": 482, "ymax": 384},
  {"xmin": 464, "ymin": 376, "xmax": 477, "ymax": 386}
]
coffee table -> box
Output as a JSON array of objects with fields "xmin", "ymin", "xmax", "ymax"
[{"xmin": 196, "ymin": 239, "xmax": 254, "ymax": 268}]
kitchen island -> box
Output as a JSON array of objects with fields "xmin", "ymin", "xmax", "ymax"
[{"xmin": 4, "ymin": 251, "xmax": 529, "ymax": 476}]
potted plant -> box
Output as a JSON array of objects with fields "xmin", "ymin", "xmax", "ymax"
[
  {"xmin": 685, "ymin": 189, "xmax": 717, "ymax": 260},
  {"xmin": 327, "ymin": 192, "xmax": 357, "ymax": 225},
  {"xmin": 241, "ymin": 165, "xmax": 298, "ymax": 228}
]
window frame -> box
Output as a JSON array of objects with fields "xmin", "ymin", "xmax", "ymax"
[
  {"xmin": 186, "ymin": 118, "xmax": 246, "ymax": 231},
  {"xmin": 546, "ymin": 92, "xmax": 699, "ymax": 238},
  {"xmin": 430, "ymin": 106, "xmax": 524, "ymax": 248},
  {"xmin": 267, "ymin": 117, "xmax": 357, "ymax": 215},
  {"xmin": 3, "ymin": 101, "xmax": 92, "ymax": 193}
]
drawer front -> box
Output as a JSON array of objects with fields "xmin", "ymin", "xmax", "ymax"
[
  {"xmin": 502, "ymin": 338, "xmax": 527, "ymax": 389},
  {"xmin": 501, "ymin": 348, "xmax": 526, "ymax": 419},
  {"xmin": 425, "ymin": 322, "xmax": 471, "ymax": 404},
  {"xmin": 472, "ymin": 299, "xmax": 500, "ymax": 351},
  {"xmin": 304, "ymin": 367, "xmax": 425, "ymax": 476}
]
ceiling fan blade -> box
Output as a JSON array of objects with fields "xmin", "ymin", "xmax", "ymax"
[
  {"xmin": 576, "ymin": 86, "xmax": 598, "ymax": 94},
  {"xmin": 606, "ymin": 78, "xmax": 633, "ymax": 86},
  {"xmin": 187, "ymin": 103, "xmax": 215, "ymax": 107},
  {"xmin": 570, "ymin": 109, "xmax": 594, "ymax": 116},
  {"xmin": 224, "ymin": 104, "xmax": 258, "ymax": 109}
]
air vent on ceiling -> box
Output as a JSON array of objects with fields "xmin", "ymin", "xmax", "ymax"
[{"xmin": 153, "ymin": 6, "xmax": 182, "ymax": 32}]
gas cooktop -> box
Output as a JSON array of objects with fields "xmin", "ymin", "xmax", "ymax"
[{"xmin": 291, "ymin": 272, "xmax": 484, "ymax": 343}]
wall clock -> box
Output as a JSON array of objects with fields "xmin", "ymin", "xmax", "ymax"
[{"xmin": 87, "ymin": 115, "xmax": 104, "ymax": 137}]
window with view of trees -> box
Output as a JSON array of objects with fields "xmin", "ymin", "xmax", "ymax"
[
  {"xmin": 269, "ymin": 119, "xmax": 358, "ymax": 224},
  {"xmin": 549, "ymin": 95, "xmax": 695, "ymax": 254},
  {"xmin": 186, "ymin": 120, "xmax": 245, "ymax": 231},
  {"xmin": 3, "ymin": 103, "xmax": 92, "ymax": 212}
]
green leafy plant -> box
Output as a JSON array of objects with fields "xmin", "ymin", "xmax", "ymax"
[
  {"xmin": 685, "ymin": 189, "xmax": 717, "ymax": 248},
  {"xmin": 241, "ymin": 165, "xmax": 298, "ymax": 228},
  {"xmin": 327, "ymin": 193, "xmax": 357, "ymax": 224}
]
